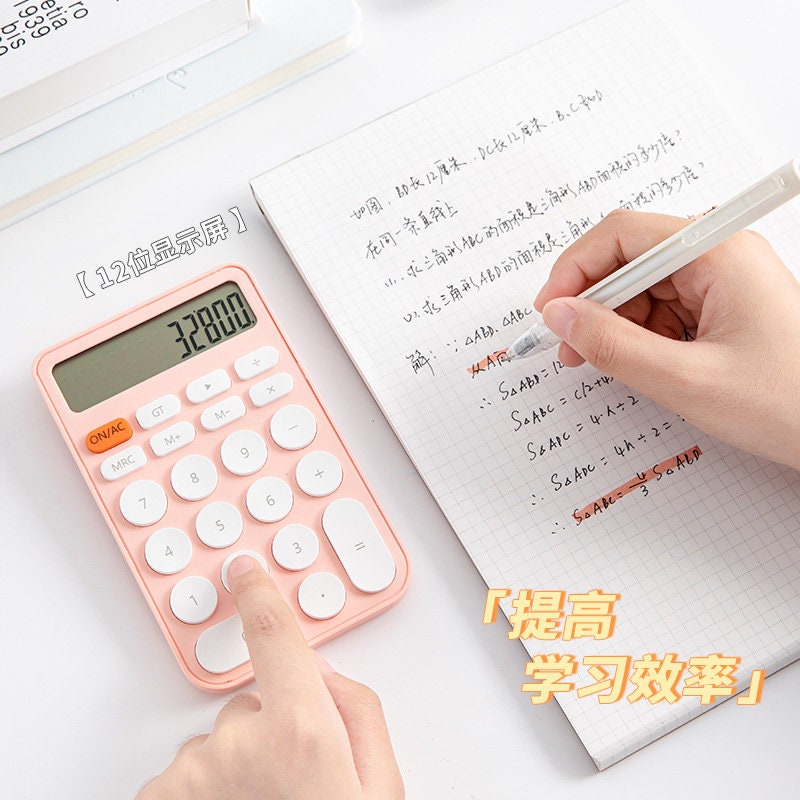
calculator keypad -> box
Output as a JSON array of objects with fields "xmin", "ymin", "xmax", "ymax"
[
  {"xmin": 170, "ymin": 575, "xmax": 218, "ymax": 624},
  {"xmin": 145, "ymin": 527, "xmax": 193, "ymax": 575},
  {"xmin": 37, "ymin": 268, "xmax": 409, "ymax": 691},
  {"xmin": 195, "ymin": 614, "xmax": 249, "ymax": 674},
  {"xmin": 246, "ymin": 476, "xmax": 294, "ymax": 523},
  {"xmin": 272, "ymin": 523, "xmax": 320, "ymax": 571},
  {"xmin": 220, "ymin": 429, "xmax": 267, "ymax": 476},
  {"xmin": 170, "ymin": 454, "xmax": 218, "ymax": 501},
  {"xmin": 112, "ymin": 342, "xmax": 398, "ymax": 664},
  {"xmin": 120, "ymin": 479, "xmax": 167, "ymax": 526},
  {"xmin": 195, "ymin": 501, "xmax": 243, "ymax": 549},
  {"xmin": 220, "ymin": 550, "xmax": 270, "ymax": 592}
]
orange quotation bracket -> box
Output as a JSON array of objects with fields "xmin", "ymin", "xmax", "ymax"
[{"xmin": 483, "ymin": 588, "xmax": 764, "ymax": 706}]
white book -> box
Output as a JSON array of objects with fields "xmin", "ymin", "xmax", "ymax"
[
  {"xmin": 0, "ymin": 0, "xmax": 361, "ymax": 228},
  {"xmin": 251, "ymin": 0, "xmax": 800, "ymax": 769},
  {"xmin": 0, "ymin": 0, "xmax": 252, "ymax": 152}
]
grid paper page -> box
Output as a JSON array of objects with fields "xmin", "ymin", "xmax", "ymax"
[{"xmin": 251, "ymin": 0, "xmax": 800, "ymax": 769}]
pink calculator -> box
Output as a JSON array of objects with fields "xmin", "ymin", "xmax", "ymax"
[{"xmin": 34, "ymin": 265, "xmax": 410, "ymax": 692}]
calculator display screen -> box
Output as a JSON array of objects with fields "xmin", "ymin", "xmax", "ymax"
[{"xmin": 53, "ymin": 282, "xmax": 257, "ymax": 412}]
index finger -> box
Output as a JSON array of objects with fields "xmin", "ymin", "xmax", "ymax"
[
  {"xmin": 533, "ymin": 210, "xmax": 689, "ymax": 310},
  {"xmin": 228, "ymin": 554, "xmax": 330, "ymax": 709}
]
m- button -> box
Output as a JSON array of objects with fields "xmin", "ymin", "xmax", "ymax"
[{"xmin": 200, "ymin": 396, "xmax": 246, "ymax": 431}]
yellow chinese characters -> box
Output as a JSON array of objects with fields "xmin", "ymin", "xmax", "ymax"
[
  {"xmin": 482, "ymin": 589, "xmax": 765, "ymax": 706},
  {"xmin": 482, "ymin": 587, "xmax": 619, "ymax": 641},
  {"xmin": 522, "ymin": 654, "xmax": 577, "ymax": 705},
  {"xmin": 521, "ymin": 652, "xmax": 765, "ymax": 706}
]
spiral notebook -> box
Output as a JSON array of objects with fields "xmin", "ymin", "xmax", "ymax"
[{"xmin": 250, "ymin": 0, "xmax": 800, "ymax": 769}]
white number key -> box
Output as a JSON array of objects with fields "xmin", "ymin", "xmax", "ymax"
[
  {"xmin": 246, "ymin": 476, "xmax": 293, "ymax": 523},
  {"xmin": 120, "ymin": 479, "xmax": 167, "ymax": 526},
  {"xmin": 171, "ymin": 454, "xmax": 218, "ymax": 501},
  {"xmin": 170, "ymin": 575, "xmax": 218, "ymax": 624},
  {"xmin": 297, "ymin": 572, "xmax": 346, "ymax": 620},
  {"xmin": 145, "ymin": 527, "xmax": 193, "ymax": 575},
  {"xmin": 270, "ymin": 404, "xmax": 317, "ymax": 450},
  {"xmin": 195, "ymin": 614, "xmax": 249, "ymax": 674},
  {"xmin": 195, "ymin": 501, "xmax": 243, "ymax": 549},
  {"xmin": 272, "ymin": 524, "xmax": 320, "ymax": 571},
  {"xmin": 295, "ymin": 451, "xmax": 343, "ymax": 497},
  {"xmin": 220, "ymin": 429, "xmax": 267, "ymax": 476},
  {"xmin": 220, "ymin": 549, "xmax": 270, "ymax": 592}
]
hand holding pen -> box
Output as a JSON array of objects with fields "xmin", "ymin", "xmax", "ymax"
[
  {"xmin": 508, "ymin": 160, "xmax": 800, "ymax": 360},
  {"xmin": 509, "ymin": 161, "xmax": 800, "ymax": 471}
]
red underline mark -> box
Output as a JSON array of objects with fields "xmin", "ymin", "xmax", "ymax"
[
  {"xmin": 573, "ymin": 445, "xmax": 702, "ymax": 525},
  {"xmin": 468, "ymin": 348, "xmax": 508, "ymax": 376}
]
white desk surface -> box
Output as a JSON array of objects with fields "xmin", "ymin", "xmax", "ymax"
[{"xmin": 2, "ymin": 1, "xmax": 798, "ymax": 797}]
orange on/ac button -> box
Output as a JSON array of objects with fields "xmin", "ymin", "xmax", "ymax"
[{"xmin": 86, "ymin": 418, "xmax": 132, "ymax": 454}]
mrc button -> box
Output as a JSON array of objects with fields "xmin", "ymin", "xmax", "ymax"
[{"xmin": 86, "ymin": 417, "xmax": 132, "ymax": 454}]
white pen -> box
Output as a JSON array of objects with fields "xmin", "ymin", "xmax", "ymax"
[{"xmin": 505, "ymin": 158, "xmax": 800, "ymax": 361}]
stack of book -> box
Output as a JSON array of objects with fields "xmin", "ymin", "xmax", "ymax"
[{"xmin": 0, "ymin": 0, "xmax": 253, "ymax": 153}]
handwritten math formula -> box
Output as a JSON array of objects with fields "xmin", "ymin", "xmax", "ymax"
[{"xmin": 316, "ymin": 81, "xmax": 719, "ymax": 536}]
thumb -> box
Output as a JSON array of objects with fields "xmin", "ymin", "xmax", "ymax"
[{"xmin": 541, "ymin": 297, "xmax": 703, "ymax": 412}]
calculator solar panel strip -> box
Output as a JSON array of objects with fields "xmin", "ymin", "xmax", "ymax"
[{"xmin": 34, "ymin": 264, "xmax": 410, "ymax": 692}]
